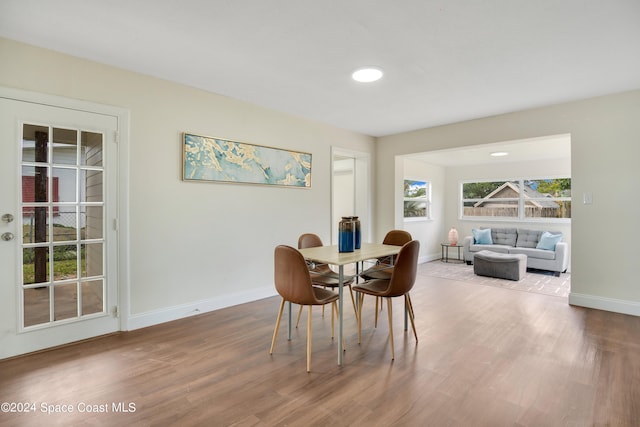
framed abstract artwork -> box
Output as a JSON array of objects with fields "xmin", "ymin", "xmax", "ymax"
[{"xmin": 182, "ymin": 133, "xmax": 312, "ymax": 188}]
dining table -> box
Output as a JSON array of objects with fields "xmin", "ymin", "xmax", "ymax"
[{"xmin": 297, "ymin": 242, "xmax": 402, "ymax": 366}]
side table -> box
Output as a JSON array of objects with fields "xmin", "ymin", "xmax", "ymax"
[{"xmin": 441, "ymin": 243, "xmax": 463, "ymax": 263}]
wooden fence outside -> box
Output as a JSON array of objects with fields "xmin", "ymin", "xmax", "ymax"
[{"xmin": 464, "ymin": 204, "xmax": 571, "ymax": 218}]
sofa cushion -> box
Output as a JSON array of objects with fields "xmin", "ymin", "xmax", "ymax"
[
  {"xmin": 472, "ymin": 228, "xmax": 493, "ymax": 244},
  {"xmin": 508, "ymin": 247, "xmax": 556, "ymax": 260},
  {"xmin": 536, "ymin": 231, "xmax": 563, "ymax": 250},
  {"xmin": 470, "ymin": 244, "xmax": 511, "ymax": 254},
  {"xmin": 490, "ymin": 227, "xmax": 517, "ymax": 246},
  {"xmin": 516, "ymin": 229, "xmax": 544, "ymax": 248}
]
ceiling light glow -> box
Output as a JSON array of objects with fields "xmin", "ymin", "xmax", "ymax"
[
  {"xmin": 352, "ymin": 68, "xmax": 383, "ymax": 83},
  {"xmin": 490, "ymin": 151, "xmax": 509, "ymax": 157}
]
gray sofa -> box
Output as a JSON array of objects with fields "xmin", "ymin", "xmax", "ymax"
[{"xmin": 462, "ymin": 227, "xmax": 569, "ymax": 276}]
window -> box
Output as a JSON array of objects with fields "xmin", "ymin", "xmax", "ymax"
[
  {"xmin": 461, "ymin": 178, "xmax": 571, "ymax": 221},
  {"xmin": 404, "ymin": 179, "xmax": 430, "ymax": 219}
]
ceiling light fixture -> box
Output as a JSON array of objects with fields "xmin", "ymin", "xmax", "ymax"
[
  {"xmin": 490, "ymin": 151, "xmax": 509, "ymax": 157},
  {"xmin": 352, "ymin": 67, "xmax": 383, "ymax": 83}
]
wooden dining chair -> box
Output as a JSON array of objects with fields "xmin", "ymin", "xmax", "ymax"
[
  {"xmin": 359, "ymin": 230, "xmax": 412, "ymax": 326},
  {"xmin": 353, "ymin": 240, "xmax": 420, "ymax": 360},
  {"xmin": 295, "ymin": 233, "xmax": 356, "ymax": 327},
  {"xmin": 270, "ymin": 245, "xmax": 340, "ymax": 372},
  {"xmin": 360, "ymin": 229, "xmax": 412, "ymax": 280}
]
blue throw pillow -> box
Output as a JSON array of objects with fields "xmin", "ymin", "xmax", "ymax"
[
  {"xmin": 472, "ymin": 228, "xmax": 493, "ymax": 245},
  {"xmin": 536, "ymin": 231, "xmax": 563, "ymax": 250}
]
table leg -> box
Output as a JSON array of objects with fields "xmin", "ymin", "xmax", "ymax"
[{"xmin": 338, "ymin": 265, "xmax": 344, "ymax": 366}]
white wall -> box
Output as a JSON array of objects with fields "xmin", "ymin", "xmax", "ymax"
[
  {"xmin": 377, "ymin": 90, "xmax": 640, "ymax": 316},
  {"xmin": 0, "ymin": 38, "xmax": 375, "ymax": 328},
  {"xmin": 401, "ymin": 157, "xmax": 445, "ymax": 262}
]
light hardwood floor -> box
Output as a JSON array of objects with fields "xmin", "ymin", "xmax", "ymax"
[{"xmin": 1, "ymin": 266, "xmax": 639, "ymax": 426}]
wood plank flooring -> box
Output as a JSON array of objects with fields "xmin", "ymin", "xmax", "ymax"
[{"xmin": 1, "ymin": 266, "xmax": 639, "ymax": 426}]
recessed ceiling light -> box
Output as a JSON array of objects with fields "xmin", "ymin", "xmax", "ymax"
[
  {"xmin": 352, "ymin": 67, "xmax": 383, "ymax": 83},
  {"xmin": 490, "ymin": 151, "xmax": 509, "ymax": 157}
]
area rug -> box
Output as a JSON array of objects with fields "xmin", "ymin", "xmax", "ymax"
[{"xmin": 418, "ymin": 260, "xmax": 570, "ymax": 298}]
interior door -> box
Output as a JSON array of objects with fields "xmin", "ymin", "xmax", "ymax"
[{"xmin": 0, "ymin": 96, "xmax": 120, "ymax": 359}]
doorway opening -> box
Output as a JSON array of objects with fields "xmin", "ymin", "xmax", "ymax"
[{"xmin": 331, "ymin": 148, "xmax": 371, "ymax": 245}]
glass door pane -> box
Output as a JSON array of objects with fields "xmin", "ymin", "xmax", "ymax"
[{"xmin": 21, "ymin": 124, "xmax": 106, "ymax": 327}]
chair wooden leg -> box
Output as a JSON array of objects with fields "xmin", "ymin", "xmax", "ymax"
[
  {"xmin": 307, "ymin": 305, "xmax": 312, "ymax": 372},
  {"xmin": 406, "ymin": 294, "xmax": 418, "ymax": 342},
  {"xmin": 357, "ymin": 292, "xmax": 364, "ymax": 344},
  {"xmin": 295, "ymin": 304, "xmax": 303, "ymax": 328},
  {"xmin": 406, "ymin": 292, "xmax": 415, "ymax": 319},
  {"xmin": 331, "ymin": 301, "xmax": 335, "ymax": 338},
  {"xmin": 387, "ymin": 297, "xmax": 395, "ymax": 360},
  {"xmin": 321, "ymin": 286, "xmax": 327, "ymax": 317},
  {"xmin": 270, "ymin": 298, "xmax": 286, "ymax": 354},
  {"xmin": 348, "ymin": 285, "xmax": 357, "ymax": 316},
  {"xmin": 374, "ymin": 297, "xmax": 379, "ymax": 328}
]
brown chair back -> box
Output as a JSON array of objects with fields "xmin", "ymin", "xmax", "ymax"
[
  {"xmin": 385, "ymin": 240, "xmax": 420, "ymax": 297},
  {"xmin": 382, "ymin": 230, "xmax": 412, "ymax": 246},
  {"xmin": 274, "ymin": 245, "xmax": 321, "ymax": 306},
  {"xmin": 376, "ymin": 230, "xmax": 412, "ymax": 265},
  {"xmin": 298, "ymin": 233, "xmax": 335, "ymax": 275},
  {"xmin": 298, "ymin": 233, "xmax": 323, "ymax": 249}
]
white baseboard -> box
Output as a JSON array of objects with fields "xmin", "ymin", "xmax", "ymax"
[
  {"xmin": 569, "ymin": 292, "xmax": 640, "ymax": 317},
  {"xmin": 126, "ymin": 286, "xmax": 278, "ymax": 331},
  {"xmin": 420, "ymin": 253, "xmax": 441, "ymax": 264}
]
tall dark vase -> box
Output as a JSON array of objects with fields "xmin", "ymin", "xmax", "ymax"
[
  {"xmin": 338, "ymin": 217, "xmax": 355, "ymax": 253},
  {"xmin": 352, "ymin": 216, "xmax": 361, "ymax": 249}
]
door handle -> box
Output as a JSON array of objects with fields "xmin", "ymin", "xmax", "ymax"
[
  {"xmin": 1, "ymin": 214, "xmax": 14, "ymax": 223},
  {"xmin": 1, "ymin": 232, "xmax": 14, "ymax": 241}
]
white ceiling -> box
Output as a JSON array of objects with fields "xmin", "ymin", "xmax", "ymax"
[
  {"xmin": 1, "ymin": 0, "xmax": 639, "ymax": 138},
  {"xmin": 409, "ymin": 134, "xmax": 571, "ymax": 167}
]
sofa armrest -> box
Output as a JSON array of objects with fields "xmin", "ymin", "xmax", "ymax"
[
  {"xmin": 462, "ymin": 236, "xmax": 473, "ymax": 262},
  {"xmin": 555, "ymin": 242, "xmax": 569, "ymax": 272}
]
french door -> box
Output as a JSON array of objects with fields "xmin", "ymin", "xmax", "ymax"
[{"xmin": 0, "ymin": 95, "xmax": 120, "ymax": 359}]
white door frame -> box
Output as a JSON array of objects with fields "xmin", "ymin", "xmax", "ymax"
[{"xmin": 0, "ymin": 86, "xmax": 131, "ymax": 343}]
